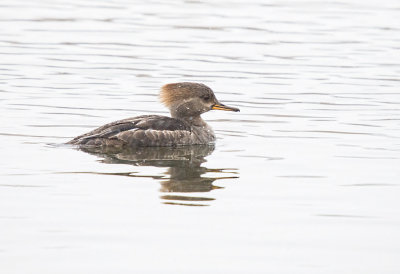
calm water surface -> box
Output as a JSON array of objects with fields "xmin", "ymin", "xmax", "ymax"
[{"xmin": 1, "ymin": 0, "xmax": 400, "ymax": 273}]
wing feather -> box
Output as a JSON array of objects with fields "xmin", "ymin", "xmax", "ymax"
[{"xmin": 68, "ymin": 115, "xmax": 192, "ymax": 147}]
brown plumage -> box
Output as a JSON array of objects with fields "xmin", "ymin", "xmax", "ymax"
[
  {"xmin": 160, "ymin": 82, "xmax": 215, "ymax": 108},
  {"xmin": 67, "ymin": 82, "xmax": 239, "ymax": 148}
]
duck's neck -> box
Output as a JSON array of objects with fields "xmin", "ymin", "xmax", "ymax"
[{"xmin": 171, "ymin": 113, "xmax": 206, "ymax": 127}]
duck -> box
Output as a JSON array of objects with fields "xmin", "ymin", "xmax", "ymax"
[{"xmin": 67, "ymin": 82, "xmax": 239, "ymax": 147}]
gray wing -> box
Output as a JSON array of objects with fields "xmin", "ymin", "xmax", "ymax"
[{"xmin": 67, "ymin": 115, "xmax": 192, "ymax": 147}]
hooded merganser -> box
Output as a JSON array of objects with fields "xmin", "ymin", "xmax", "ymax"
[{"xmin": 67, "ymin": 82, "xmax": 239, "ymax": 147}]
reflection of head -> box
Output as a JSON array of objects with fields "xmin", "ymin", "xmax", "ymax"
[
  {"xmin": 160, "ymin": 168, "xmax": 218, "ymax": 193},
  {"xmin": 79, "ymin": 144, "xmax": 238, "ymax": 206}
]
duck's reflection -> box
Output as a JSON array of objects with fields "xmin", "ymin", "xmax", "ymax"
[{"xmin": 79, "ymin": 145, "xmax": 239, "ymax": 206}]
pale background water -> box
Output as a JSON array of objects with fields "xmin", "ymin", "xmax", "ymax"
[{"xmin": 1, "ymin": 0, "xmax": 399, "ymax": 273}]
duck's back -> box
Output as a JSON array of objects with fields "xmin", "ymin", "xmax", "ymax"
[{"xmin": 67, "ymin": 115, "xmax": 214, "ymax": 147}]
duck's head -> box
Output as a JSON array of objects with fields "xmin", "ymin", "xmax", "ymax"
[{"xmin": 160, "ymin": 82, "xmax": 239, "ymax": 119}]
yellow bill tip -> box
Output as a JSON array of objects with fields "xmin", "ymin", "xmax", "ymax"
[{"xmin": 212, "ymin": 104, "xmax": 240, "ymax": 112}]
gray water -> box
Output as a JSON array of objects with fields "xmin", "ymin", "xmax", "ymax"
[{"xmin": 1, "ymin": 0, "xmax": 400, "ymax": 273}]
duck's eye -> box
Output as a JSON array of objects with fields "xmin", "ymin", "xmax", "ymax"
[{"xmin": 202, "ymin": 95, "xmax": 210, "ymax": 101}]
